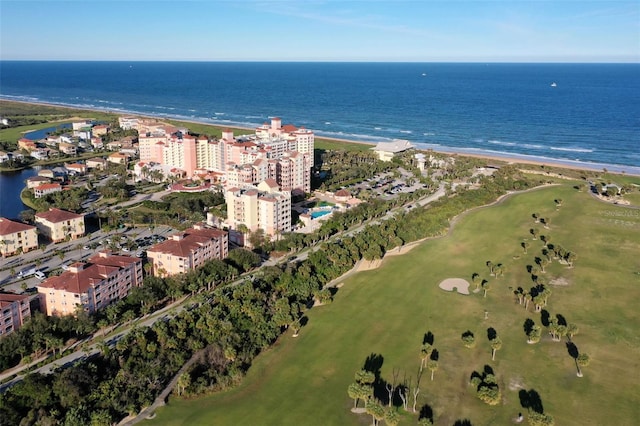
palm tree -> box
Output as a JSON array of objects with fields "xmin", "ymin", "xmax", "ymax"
[
  {"xmin": 420, "ymin": 343, "xmax": 432, "ymax": 372},
  {"xmin": 384, "ymin": 409, "xmax": 400, "ymax": 426},
  {"xmin": 566, "ymin": 323, "xmax": 579, "ymax": 340},
  {"xmin": 491, "ymin": 337, "xmax": 502, "ymax": 360},
  {"xmin": 482, "ymin": 280, "xmax": 491, "ymax": 298},
  {"xmin": 486, "ymin": 260, "xmax": 495, "ymax": 276},
  {"xmin": 461, "ymin": 330, "xmax": 476, "ymax": 348},
  {"xmin": 348, "ymin": 382, "xmax": 362, "ymax": 409},
  {"xmin": 356, "ymin": 369, "xmax": 375, "ymax": 387},
  {"xmin": 417, "ymin": 418, "xmax": 434, "ymax": 426},
  {"xmin": 427, "ymin": 359, "xmax": 439, "ymax": 381},
  {"xmin": 366, "ymin": 399, "xmax": 385, "ymax": 426},
  {"xmin": 528, "ymin": 325, "xmax": 541, "ymax": 344},
  {"xmin": 576, "ymin": 353, "xmax": 590, "ymax": 377}
]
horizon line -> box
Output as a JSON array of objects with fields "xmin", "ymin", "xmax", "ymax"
[{"xmin": 1, "ymin": 59, "xmax": 639, "ymax": 64}]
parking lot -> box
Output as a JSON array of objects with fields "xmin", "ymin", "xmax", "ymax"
[{"xmin": 0, "ymin": 225, "xmax": 174, "ymax": 294}]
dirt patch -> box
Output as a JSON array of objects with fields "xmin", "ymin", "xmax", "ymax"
[
  {"xmin": 508, "ymin": 376, "xmax": 526, "ymax": 391},
  {"xmin": 550, "ymin": 277, "xmax": 570, "ymax": 286},
  {"xmin": 357, "ymin": 259, "xmax": 383, "ymax": 271},
  {"xmin": 439, "ymin": 278, "xmax": 471, "ymax": 295},
  {"xmin": 385, "ymin": 242, "xmax": 420, "ymax": 257}
]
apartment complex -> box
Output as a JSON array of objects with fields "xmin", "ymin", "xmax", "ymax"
[
  {"xmin": 147, "ymin": 224, "xmax": 229, "ymax": 277},
  {"xmin": 225, "ymin": 180, "xmax": 292, "ymax": 238},
  {"xmin": 35, "ymin": 208, "xmax": 85, "ymax": 243},
  {"xmin": 0, "ymin": 218, "xmax": 38, "ymax": 257},
  {"xmin": 0, "ymin": 293, "xmax": 32, "ymax": 336},
  {"xmin": 37, "ymin": 251, "xmax": 143, "ymax": 316},
  {"xmin": 136, "ymin": 117, "xmax": 313, "ymax": 194}
]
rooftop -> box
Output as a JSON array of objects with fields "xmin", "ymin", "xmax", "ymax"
[
  {"xmin": 0, "ymin": 218, "xmax": 35, "ymax": 235},
  {"xmin": 35, "ymin": 208, "xmax": 82, "ymax": 223}
]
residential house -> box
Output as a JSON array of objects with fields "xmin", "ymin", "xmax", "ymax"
[
  {"xmin": 37, "ymin": 251, "xmax": 143, "ymax": 316},
  {"xmin": 65, "ymin": 163, "xmax": 87, "ymax": 175},
  {"xmin": 0, "ymin": 218, "xmax": 38, "ymax": 257},
  {"xmin": 92, "ymin": 124, "xmax": 110, "ymax": 136},
  {"xmin": 59, "ymin": 142, "xmax": 77, "ymax": 156},
  {"xmin": 34, "ymin": 183, "xmax": 62, "ymax": 198},
  {"xmin": 35, "ymin": 208, "xmax": 85, "ymax": 243},
  {"xmin": 86, "ymin": 157, "xmax": 107, "ymax": 170},
  {"xmin": 107, "ymin": 152, "xmax": 129, "ymax": 165},
  {"xmin": 30, "ymin": 149, "xmax": 49, "ymax": 160},
  {"xmin": 18, "ymin": 138, "xmax": 37, "ymax": 152},
  {"xmin": 147, "ymin": 224, "xmax": 228, "ymax": 277},
  {"xmin": 26, "ymin": 176, "xmax": 51, "ymax": 189}
]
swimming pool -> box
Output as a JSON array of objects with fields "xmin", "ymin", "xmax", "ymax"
[{"xmin": 311, "ymin": 210, "xmax": 332, "ymax": 219}]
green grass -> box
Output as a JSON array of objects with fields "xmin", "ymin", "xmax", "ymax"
[
  {"xmin": 315, "ymin": 137, "xmax": 374, "ymax": 152},
  {"xmin": 152, "ymin": 185, "xmax": 640, "ymax": 425},
  {"xmin": 622, "ymin": 192, "xmax": 640, "ymax": 207}
]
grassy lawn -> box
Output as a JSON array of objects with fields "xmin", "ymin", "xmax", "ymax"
[
  {"xmin": 152, "ymin": 185, "xmax": 640, "ymax": 426},
  {"xmin": 622, "ymin": 192, "xmax": 640, "ymax": 207},
  {"xmin": 315, "ymin": 138, "xmax": 374, "ymax": 152}
]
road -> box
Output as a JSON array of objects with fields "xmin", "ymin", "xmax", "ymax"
[
  {"xmin": 0, "ymin": 184, "xmax": 446, "ymax": 393},
  {"xmin": 0, "ymin": 296, "xmax": 188, "ymax": 392},
  {"xmin": 0, "ymin": 224, "xmax": 175, "ymax": 294}
]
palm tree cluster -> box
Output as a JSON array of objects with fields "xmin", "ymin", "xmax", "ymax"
[{"xmin": 470, "ymin": 367, "xmax": 502, "ymax": 406}]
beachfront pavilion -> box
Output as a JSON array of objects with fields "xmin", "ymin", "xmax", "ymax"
[{"xmin": 372, "ymin": 140, "xmax": 415, "ymax": 162}]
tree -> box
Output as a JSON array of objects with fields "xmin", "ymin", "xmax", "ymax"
[
  {"xmin": 365, "ymin": 399, "xmax": 385, "ymax": 426},
  {"xmin": 427, "ymin": 359, "xmax": 438, "ymax": 381},
  {"xmin": 461, "ymin": 330, "xmax": 476, "ymax": 348},
  {"xmin": 576, "ymin": 353, "xmax": 590, "ymax": 377},
  {"xmin": 176, "ymin": 372, "xmax": 191, "ymax": 396},
  {"xmin": 418, "ymin": 418, "xmax": 434, "ymax": 426},
  {"xmin": 348, "ymin": 382, "xmax": 364, "ymax": 409},
  {"xmin": 419, "ymin": 343, "xmax": 432, "ymax": 372},
  {"xmin": 385, "ymin": 408, "xmax": 400, "ymax": 426},
  {"xmin": 491, "ymin": 337, "xmax": 502, "ymax": 361},
  {"xmin": 482, "ymin": 280, "xmax": 491, "ymax": 298},
  {"xmin": 477, "ymin": 385, "xmax": 501, "ymax": 405},
  {"xmin": 528, "ymin": 411, "xmax": 555, "ymax": 426},
  {"xmin": 356, "ymin": 369, "xmax": 376, "ymax": 386},
  {"xmin": 566, "ymin": 323, "xmax": 579, "ymax": 340}
]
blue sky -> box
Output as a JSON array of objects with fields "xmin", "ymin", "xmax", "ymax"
[{"xmin": 1, "ymin": 0, "xmax": 638, "ymax": 62}]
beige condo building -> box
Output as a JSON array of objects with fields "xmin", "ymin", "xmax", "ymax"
[
  {"xmin": 35, "ymin": 208, "xmax": 85, "ymax": 243},
  {"xmin": 225, "ymin": 180, "xmax": 292, "ymax": 239},
  {"xmin": 37, "ymin": 251, "xmax": 143, "ymax": 316},
  {"xmin": 0, "ymin": 218, "xmax": 38, "ymax": 257},
  {"xmin": 147, "ymin": 224, "xmax": 229, "ymax": 277}
]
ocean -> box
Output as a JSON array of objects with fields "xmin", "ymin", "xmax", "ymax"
[{"xmin": 1, "ymin": 61, "xmax": 639, "ymax": 173}]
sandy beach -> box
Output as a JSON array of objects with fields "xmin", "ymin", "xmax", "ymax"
[{"xmin": 2, "ymin": 98, "xmax": 638, "ymax": 176}]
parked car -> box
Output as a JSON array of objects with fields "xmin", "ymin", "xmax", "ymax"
[{"xmin": 34, "ymin": 270, "xmax": 46, "ymax": 280}]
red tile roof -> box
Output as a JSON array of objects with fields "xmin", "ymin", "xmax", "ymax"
[
  {"xmin": 35, "ymin": 208, "xmax": 82, "ymax": 223},
  {"xmin": 0, "ymin": 218, "xmax": 36, "ymax": 235},
  {"xmin": 38, "ymin": 263, "xmax": 120, "ymax": 294},
  {"xmin": 148, "ymin": 234, "xmax": 216, "ymax": 258},
  {"xmin": 36, "ymin": 183, "xmax": 62, "ymax": 191},
  {"xmin": 263, "ymin": 178, "xmax": 279, "ymax": 188},
  {"xmin": 38, "ymin": 254, "xmax": 140, "ymax": 294},
  {"xmin": 0, "ymin": 292, "xmax": 29, "ymax": 307}
]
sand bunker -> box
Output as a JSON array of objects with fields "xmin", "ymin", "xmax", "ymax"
[{"xmin": 439, "ymin": 278, "xmax": 471, "ymax": 295}]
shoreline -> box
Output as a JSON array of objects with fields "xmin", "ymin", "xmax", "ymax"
[{"xmin": 2, "ymin": 98, "xmax": 639, "ymax": 177}]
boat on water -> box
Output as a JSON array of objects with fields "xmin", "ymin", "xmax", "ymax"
[{"xmin": 550, "ymin": 82, "xmax": 557, "ymax": 87}]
